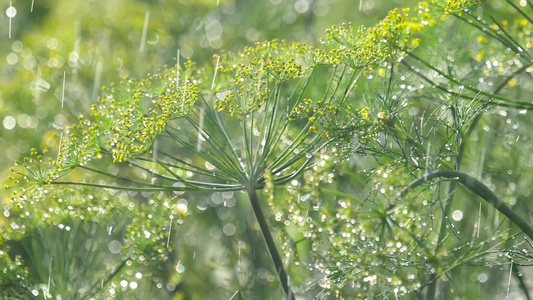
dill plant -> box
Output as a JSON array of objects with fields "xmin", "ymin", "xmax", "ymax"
[
  {"xmin": 264, "ymin": 0, "xmax": 533, "ymax": 298},
  {"xmin": 4, "ymin": 0, "xmax": 533, "ymax": 299}
]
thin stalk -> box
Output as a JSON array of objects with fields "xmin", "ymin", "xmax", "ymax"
[
  {"xmin": 424, "ymin": 274, "xmax": 438, "ymax": 300},
  {"xmin": 386, "ymin": 124, "xmax": 453, "ymax": 170},
  {"xmin": 513, "ymin": 265, "xmax": 532, "ymax": 300},
  {"xmin": 252, "ymin": 81, "xmax": 286, "ymax": 180},
  {"xmin": 399, "ymin": 170, "xmax": 533, "ymax": 240},
  {"xmin": 320, "ymin": 188, "xmax": 375, "ymax": 210},
  {"xmin": 49, "ymin": 180, "xmax": 242, "ymax": 192},
  {"xmin": 78, "ymin": 164, "xmax": 169, "ymax": 187},
  {"xmin": 506, "ymin": 0, "xmax": 533, "ymax": 32},
  {"xmin": 271, "ymin": 143, "xmax": 325, "ymax": 185},
  {"xmin": 402, "ymin": 53, "xmax": 533, "ymax": 109},
  {"xmin": 425, "ymin": 179, "xmax": 458, "ymax": 300},
  {"xmin": 83, "ymin": 257, "xmax": 130, "ymax": 300},
  {"xmin": 246, "ymin": 188, "xmax": 294, "ymax": 300},
  {"xmin": 453, "ymin": 12, "xmax": 525, "ymax": 58},
  {"xmin": 424, "ymin": 62, "xmax": 532, "ymax": 299},
  {"xmin": 270, "ymin": 134, "xmax": 322, "ymax": 175},
  {"xmin": 165, "ymin": 124, "xmax": 244, "ymax": 181},
  {"xmin": 260, "ymin": 73, "xmax": 316, "ymax": 169},
  {"xmin": 242, "ymin": 114, "xmax": 253, "ymax": 178},
  {"xmin": 155, "ymin": 136, "xmax": 240, "ymax": 182},
  {"xmin": 255, "ymin": 84, "xmax": 284, "ymax": 171}
]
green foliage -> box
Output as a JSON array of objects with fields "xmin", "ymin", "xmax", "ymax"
[{"xmin": 4, "ymin": 0, "xmax": 533, "ymax": 298}]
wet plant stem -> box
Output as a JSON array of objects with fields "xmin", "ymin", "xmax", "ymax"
[
  {"xmin": 387, "ymin": 124, "xmax": 453, "ymax": 170},
  {"xmin": 413, "ymin": 169, "xmax": 533, "ymax": 298},
  {"xmin": 84, "ymin": 257, "xmax": 130, "ymax": 300},
  {"xmin": 514, "ymin": 265, "xmax": 532, "ymax": 300},
  {"xmin": 400, "ymin": 170, "xmax": 533, "ymax": 240},
  {"xmin": 424, "ymin": 62, "xmax": 528, "ymax": 300},
  {"xmin": 425, "ymin": 180, "xmax": 457, "ymax": 300},
  {"xmin": 247, "ymin": 188, "xmax": 294, "ymax": 300}
]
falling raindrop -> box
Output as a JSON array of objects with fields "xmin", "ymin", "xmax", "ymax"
[
  {"xmin": 211, "ymin": 55, "xmax": 221, "ymax": 90},
  {"xmin": 61, "ymin": 71, "xmax": 66, "ymax": 108},
  {"xmin": 6, "ymin": 2, "xmax": 16, "ymax": 38},
  {"xmin": 229, "ymin": 290, "xmax": 239, "ymax": 300},
  {"xmin": 197, "ymin": 107, "xmax": 206, "ymax": 151},
  {"xmin": 140, "ymin": 11, "xmax": 150, "ymax": 53},
  {"xmin": 166, "ymin": 218, "xmax": 173, "ymax": 248},
  {"xmin": 506, "ymin": 262, "xmax": 513, "ymax": 297},
  {"xmin": 92, "ymin": 59, "xmax": 103, "ymax": 101}
]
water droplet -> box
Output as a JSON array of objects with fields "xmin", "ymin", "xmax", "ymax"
[
  {"xmin": 6, "ymin": 5, "xmax": 17, "ymax": 18},
  {"xmin": 108, "ymin": 240, "xmax": 122, "ymax": 254},
  {"xmin": 452, "ymin": 210, "xmax": 463, "ymax": 221},
  {"xmin": 3, "ymin": 116, "xmax": 16, "ymax": 130},
  {"xmin": 176, "ymin": 203, "xmax": 187, "ymax": 214},
  {"xmin": 294, "ymin": 0, "xmax": 310, "ymax": 13}
]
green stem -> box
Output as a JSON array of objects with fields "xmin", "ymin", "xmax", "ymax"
[
  {"xmin": 425, "ymin": 179, "xmax": 458, "ymax": 300},
  {"xmin": 424, "ymin": 277, "xmax": 437, "ymax": 300},
  {"xmin": 423, "ymin": 62, "xmax": 532, "ymax": 300},
  {"xmin": 247, "ymin": 188, "xmax": 294, "ymax": 300},
  {"xmin": 387, "ymin": 124, "xmax": 453, "ymax": 170},
  {"xmin": 514, "ymin": 265, "xmax": 532, "ymax": 300},
  {"xmin": 402, "ymin": 53, "xmax": 533, "ymax": 109},
  {"xmin": 83, "ymin": 257, "xmax": 130, "ymax": 300},
  {"xmin": 400, "ymin": 170, "xmax": 533, "ymax": 240},
  {"xmin": 48, "ymin": 180, "xmax": 242, "ymax": 192}
]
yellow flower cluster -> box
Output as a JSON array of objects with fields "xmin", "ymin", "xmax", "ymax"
[
  {"xmin": 323, "ymin": 2, "xmax": 442, "ymax": 70},
  {"xmin": 213, "ymin": 40, "xmax": 315, "ymax": 119},
  {"xmin": 58, "ymin": 62, "xmax": 200, "ymax": 165},
  {"xmin": 444, "ymin": 0, "xmax": 485, "ymax": 14}
]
